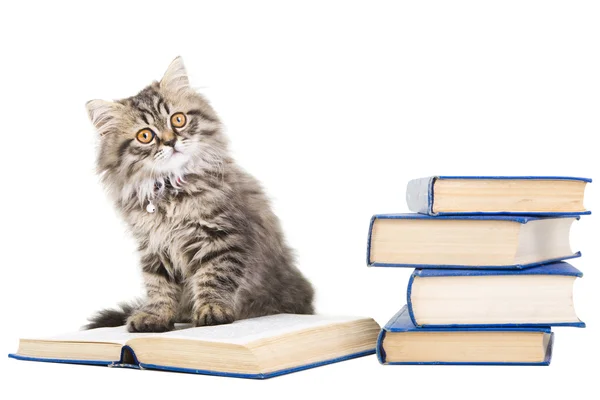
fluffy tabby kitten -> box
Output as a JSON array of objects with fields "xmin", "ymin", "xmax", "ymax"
[{"xmin": 85, "ymin": 57, "xmax": 314, "ymax": 332}]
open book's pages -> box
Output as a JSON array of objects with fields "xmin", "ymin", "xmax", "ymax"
[
  {"xmin": 406, "ymin": 176, "xmax": 591, "ymax": 216},
  {"xmin": 377, "ymin": 307, "xmax": 553, "ymax": 365},
  {"xmin": 367, "ymin": 214, "xmax": 579, "ymax": 269},
  {"xmin": 10, "ymin": 314, "xmax": 380, "ymax": 379}
]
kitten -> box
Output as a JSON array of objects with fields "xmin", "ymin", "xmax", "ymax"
[{"xmin": 85, "ymin": 57, "xmax": 314, "ymax": 332}]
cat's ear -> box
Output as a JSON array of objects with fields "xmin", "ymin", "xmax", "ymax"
[
  {"xmin": 86, "ymin": 99, "xmax": 122, "ymax": 135},
  {"xmin": 160, "ymin": 56, "xmax": 190, "ymax": 93}
]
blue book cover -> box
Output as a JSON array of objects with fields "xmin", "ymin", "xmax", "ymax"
[
  {"xmin": 377, "ymin": 306, "xmax": 554, "ymax": 366},
  {"xmin": 407, "ymin": 262, "xmax": 585, "ymax": 328},
  {"xmin": 406, "ymin": 175, "xmax": 591, "ymax": 216},
  {"xmin": 367, "ymin": 213, "xmax": 581, "ymax": 269},
  {"xmin": 8, "ymin": 349, "xmax": 374, "ymax": 379}
]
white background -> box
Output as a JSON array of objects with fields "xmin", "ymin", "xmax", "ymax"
[{"xmin": 1, "ymin": 1, "xmax": 598, "ymax": 398}]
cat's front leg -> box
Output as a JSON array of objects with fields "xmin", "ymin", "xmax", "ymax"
[
  {"xmin": 127, "ymin": 253, "xmax": 181, "ymax": 332},
  {"xmin": 188, "ymin": 243, "xmax": 245, "ymax": 326}
]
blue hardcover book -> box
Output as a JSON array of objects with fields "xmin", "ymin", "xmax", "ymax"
[
  {"xmin": 406, "ymin": 175, "xmax": 591, "ymax": 216},
  {"xmin": 8, "ymin": 314, "xmax": 380, "ymax": 379},
  {"xmin": 367, "ymin": 213, "xmax": 580, "ymax": 269},
  {"xmin": 377, "ymin": 306, "xmax": 554, "ymax": 366},
  {"xmin": 407, "ymin": 262, "xmax": 585, "ymax": 328}
]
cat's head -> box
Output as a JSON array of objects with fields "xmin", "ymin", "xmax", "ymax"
[{"xmin": 86, "ymin": 57, "xmax": 225, "ymax": 199}]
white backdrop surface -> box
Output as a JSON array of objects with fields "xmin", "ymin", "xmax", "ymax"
[{"xmin": 0, "ymin": 1, "xmax": 598, "ymax": 398}]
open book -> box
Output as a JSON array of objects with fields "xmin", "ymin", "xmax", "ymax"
[{"xmin": 9, "ymin": 314, "xmax": 380, "ymax": 379}]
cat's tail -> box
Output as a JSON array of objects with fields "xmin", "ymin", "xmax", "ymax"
[{"xmin": 83, "ymin": 299, "xmax": 143, "ymax": 330}]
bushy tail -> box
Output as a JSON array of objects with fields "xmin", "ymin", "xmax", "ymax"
[{"xmin": 84, "ymin": 299, "xmax": 143, "ymax": 330}]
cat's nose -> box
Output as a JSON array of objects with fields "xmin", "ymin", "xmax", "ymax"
[
  {"xmin": 163, "ymin": 138, "xmax": 177, "ymax": 147},
  {"xmin": 161, "ymin": 131, "xmax": 177, "ymax": 147}
]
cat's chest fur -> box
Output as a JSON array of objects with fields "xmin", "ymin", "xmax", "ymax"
[{"xmin": 124, "ymin": 192, "xmax": 219, "ymax": 276}]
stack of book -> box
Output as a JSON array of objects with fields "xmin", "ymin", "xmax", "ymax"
[{"xmin": 368, "ymin": 176, "xmax": 591, "ymax": 365}]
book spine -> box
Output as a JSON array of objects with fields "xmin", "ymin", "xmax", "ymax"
[
  {"xmin": 366, "ymin": 216, "xmax": 376, "ymax": 266},
  {"xmin": 376, "ymin": 329, "xmax": 387, "ymax": 364},
  {"xmin": 406, "ymin": 272, "xmax": 420, "ymax": 327},
  {"xmin": 406, "ymin": 176, "xmax": 436, "ymax": 215},
  {"xmin": 545, "ymin": 333, "xmax": 554, "ymax": 365}
]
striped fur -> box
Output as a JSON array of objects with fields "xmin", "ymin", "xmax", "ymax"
[{"xmin": 85, "ymin": 57, "xmax": 314, "ymax": 332}]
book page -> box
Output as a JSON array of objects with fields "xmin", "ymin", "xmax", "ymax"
[
  {"xmin": 156, "ymin": 314, "xmax": 367, "ymax": 345},
  {"xmin": 25, "ymin": 324, "xmax": 192, "ymax": 345},
  {"xmin": 22, "ymin": 315, "xmax": 367, "ymax": 346}
]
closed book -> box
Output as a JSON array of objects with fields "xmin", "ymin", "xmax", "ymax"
[
  {"xmin": 367, "ymin": 213, "xmax": 579, "ymax": 269},
  {"xmin": 407, "ymin": 262, "xmax": 585, "ymax": 328},
  {"xmin": 377, "ymin": 306, "xmax": 553, "ymax": 366},
  {"xmin": 406, "ymin": 175, "xmax": 591, "ymax": 216},
  {"xmin": 9, "ymin": 314, "xmax": 380, "ymax": 379}
]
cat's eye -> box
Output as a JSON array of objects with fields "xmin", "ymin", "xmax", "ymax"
[
  {"xmin": 136, "ymin": 128, "xmax": 155, "ymax": 144},
  {"xmin": 170, "ymin": 112, "xmax": 187, "ymax": 129}
]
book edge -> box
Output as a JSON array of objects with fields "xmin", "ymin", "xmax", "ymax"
[
  {"xmin": 435, "ymin": 211, "xmax": 591, "ymax": 216},
  {"xmin": 382, "ymin": 306, "xmax": 557, "ymax": 332},
  {"xmin": 437, "ymin": 176, "xmax": 591, "ymax": 182},
  {"xmin": 138, "ymin": 349, "xmax": 376, "ymax": 379},
  {"xmin": 8, "ymin": 353, "xmax": 114, "ymax": 366},
  {"xmin": 412, "ymin": 260, "xmax": 583, "ymax": 277},
  {"xmin": 8, "ymin": 349, "xmax": 377, "ymax": 378},
  {"xmin": 381, "ymin": 360, "xmax": 551, "ymax": 366},
  {"xmin": 415, "ymin": 321, "xmax": 585, "ymax": 329},
  {"xmin": 369, "ymin": 252, "xmax": 582, "ymax": 269}
]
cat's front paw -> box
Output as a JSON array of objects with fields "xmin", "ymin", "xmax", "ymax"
[
  {"xmin": 193, "ymin": 303, "xmax": 235, "ymax": 326},
  {"xmin": 127, "ymin": 311, "xmax": 173, "ymax": 333}
]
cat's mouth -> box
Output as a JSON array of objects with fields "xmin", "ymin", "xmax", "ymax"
[
  {"xmin": 168, "ymin": 147, "xmax": 184, "ymax": 157},
  {"xmin": 155, "ymin": 147, "xmax": 189, "ymax": 172},
  {"xmin": 171, "ymin": 150, "xmax": 186, "ymax": 160}
]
